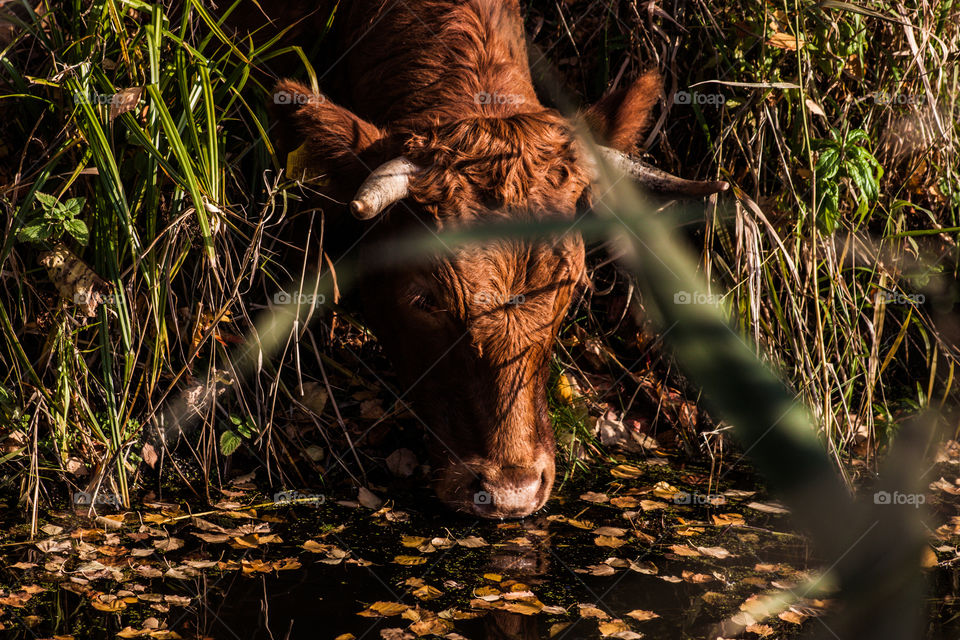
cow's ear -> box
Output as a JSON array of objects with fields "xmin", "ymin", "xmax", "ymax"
[
  {"xmin": 582, "ymin": 70, "xmax": 661, "ymax": 153},
  {"xmin": 271, "ymin": 80, "xmax": 386, "ymax": 179}
]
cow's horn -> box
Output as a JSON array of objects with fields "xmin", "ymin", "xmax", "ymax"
[
  {"xmin": 350, "ymin": 156, "xmax": 420, "ymax": 220},
  {"xmin": 594, "ymin": 147, "xmax": 729, "ymax": 198}
]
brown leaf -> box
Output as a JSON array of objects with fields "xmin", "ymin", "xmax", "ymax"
[{"xmin": 625, "ymin": 609, "xmax": 659, "ymax": 622}]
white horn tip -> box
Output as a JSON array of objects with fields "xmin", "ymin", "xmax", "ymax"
[{"xmin": 350, "ymin": 200, "xmax": 371, "ymax": 220}]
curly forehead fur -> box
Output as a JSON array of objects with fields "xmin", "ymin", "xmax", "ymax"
[{"xmin": 402, "ymin": 111, "xmax": 590, "ymax": 220}]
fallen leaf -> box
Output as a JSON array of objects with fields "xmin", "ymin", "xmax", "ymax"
[{"xmin": 625, "ymin": 609, "xmax": 659, "ymax": 621}]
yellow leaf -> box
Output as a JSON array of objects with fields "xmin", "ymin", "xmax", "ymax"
[
  {"xmin": 668, "ymin": 545, "xmax": 701, "ymax": 557},
  {"xmin": 594, "ymin": 535, "xmax": 628, "ymax": 548},
  {"xmin": 368, "ymin": 601, "xmax": 410, "ymax": 616},
  {"xmin": 401, "ymin": 536, "xmax": 428, "ymax": 548},
  {"xmin": 412, "ymin": 585, "xmax": 443, "ymax": 600},
  {"xmin": 409, "ymin": 617, "xmax": 453, "ymax": 636},
  {"xmin": 779, "ymin": 610, "xmax": 807, "ymax": 624},
  {"xmin": 767, "ymin": 32, "xmax": 805, "ymax": 50},
  {"xmin": 651, "ymin": 481, "xmax": 680, "ymax": 499},
  {"xmin": 502, "ymin": 601, "xmax": 542, "ymax": 615},
  {"xmin": 712, "ymin": 513, "xmax": 746, "ymax": 526},
  {"xmin": 610, "ymin": 496, "xmax": 639, "ymax": 509},
  {"xmin": 393, "ymin": 555, "xmax": 428, "ymax": 565},
  {"xmin": 598, "ymin": 619, "xmax": 631, "ymax": 636},
  {"xmin": 578, "ymin": 604, "xmax": 608, "ymax": 619},
  {"xmin": 611, "ymin": 464, "xmax": 643, "ymax": 479},
  {"xmin": 626, "ymin": 609, "xmax": 659, "ymax": 621},
  {"xmin": 639, "ymin": 500, "xmax": 668, "ymax": 511}
]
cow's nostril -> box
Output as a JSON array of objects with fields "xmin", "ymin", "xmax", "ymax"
[{"xmin": 473, "ymin": 465, "xmax": 546, "ymax": 518}]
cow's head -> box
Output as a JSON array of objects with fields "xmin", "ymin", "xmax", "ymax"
[{"xmin": 273, "ymin": 73, "xmax": 726, "ymax": 518}]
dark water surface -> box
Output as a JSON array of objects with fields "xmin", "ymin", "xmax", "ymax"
[{"xmin": 1, "ymin": 458, "xmax": 957, "ymax": 639}]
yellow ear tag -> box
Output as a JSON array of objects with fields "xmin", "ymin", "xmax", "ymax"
[{"xmin": 285, "ymin": 142, "xmax": 309, "ymax": 180}]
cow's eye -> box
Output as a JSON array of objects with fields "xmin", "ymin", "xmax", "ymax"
[{"xmin": 410, "ymin": 291, "xmax": 441, "ymax": 312}]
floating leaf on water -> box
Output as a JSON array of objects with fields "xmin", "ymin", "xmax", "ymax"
[
  {"xmin": 549, "ymin": 623, "xmax": 571, "ymax": 637},
  {"xmin": 474, "ymin": 585, "xmax": 501, "ymax": 600},
  {"xmin": 712, "ymin": 513, "xmax": 746, "ymax": 526},
  {"xmin": 701, "ymin": 591, "xmax": 728, "ymax": 605},
  {"xmin": 745, "ymin": 623, "xmax": 775, "ymax": 637},
  {"xmin": 393, "ymin": 555, "xmax": 428, "ymax": 565},
  {"xmin": 547, "ymin": 515, "xmax": 594, "ymax": 529},
  {"xmin": 628, "ymin": 560, "xmax": 658, "ymax": 575},
  {"xmin": 667, "ymin": 545, "xmax": 701, "ymax": 557},
  {"xmin": 639, "ymin": 500, "xmax": 667, "ymax": 511},
  {"xmin": 302, "ymin": 540, "xmax": 329, "ymax": 553},
  {"xmin": 592, "ymin": 526, "xmax": 627, "ymax": 536},
  {"xmin": 483, "ymin": 573, "xmax": 502, "ymax": 582},
  {"xmin": 597, "ymin": 619, "xmax": 634, "ymax": 637},
  {"xmin": 90, "ymin": 594, "xmax": 126, "ymax": 612},
  {"xmin": 437, "ymin": 608, "xmax": 482, "ymax": 620},
  {"xmin": 578, "ymin": 604, "xmax": 609, "ymax": 619},
  {"xmin": 581, "ymin": 492, "xmax": 609, "ymax": 503},
  {"xmin": 660, "ymin": 575, "xmax": 682, "ymax": 583},
  {"xmin": 610, "ymin": 496, "xmax": 639, "ymax": 509},
  {"xmin": 401, "ymin": 536, "xmax": 428, "ymax": 548},
  {"xmin": 362, "ymin": 601, "xmax": 410, "ymax": 617},
  {"xmin": 456, "ymin": 536, "xmax": 489, "ymax": 548},
  {"xmin": 651, "ymin": 481, "xmax": 680, "ymax": 499},
  {"xmin": 412, "ymin": 585, "xmax": 443, "ymax": 600},
  {"xmin": 625, "ymin": 609, "xmax": 659, "ymax": 622},
  {"xmin": 681, "ymin": 570, "xmax": 714, "ymax": 583},
  {"xmin": 611, "ymin": 464, "xmax": 644, "ymax": 479},
  {"xmin": 595, "ymin": 535, "xmax": 628, "ymax": 548},
  {"xmin": 502, "ymin": 601, "xmax": 542, "ymax": 615},
  {"xmin": 778, "ymin": 610, "xmax": 807, "ymax": 624},
  {"xmin": 408, "ymin": 617, "xmax": 452, "ymax": 636},
  {"xmin": 745, "ymin": 501, "xmax": 788, "ymax": 514},
  {"xmin": 585, "ymin": 564, "xmax": 617, "ymax": 576},
  {"xmin": 697, "ymin": 546, "xmax": 733, "ymax": 559}
]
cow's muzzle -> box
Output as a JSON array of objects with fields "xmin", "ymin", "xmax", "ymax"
[{"xmin": 443, "ymin": 454, "xmax": 554, "ymax": 519}]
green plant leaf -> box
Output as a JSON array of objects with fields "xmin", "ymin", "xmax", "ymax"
[
  {"xmin": 63, "ymin": 218, "xmax": 89, "ymax": 246},
  {"xmin": 220, "ymin": 430, "xmax": 242, "ymax": 456},
  {"xmin": 33, "ymin": 191, "xmax": 59, "ymax": 211},
  {"xmin": 63, "ymin": 197, "xmax": 86, "ymax": 218},
  {"xmin": 17, "ymin": 223, "xmax": 52, "ymax": 243}
]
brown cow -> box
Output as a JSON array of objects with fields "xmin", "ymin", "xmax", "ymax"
[{"xmin": 270, "ymin": 0, "xmax": 726, "ymax": 518}]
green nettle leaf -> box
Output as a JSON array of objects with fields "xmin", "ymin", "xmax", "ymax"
[
  {"xmin": 63, "ymin": 197, "xmax": 85, "ymax": 217},
  {"xmin": 237, "ymin": 418, "xmax": 257, "ymax": 439},
  {"xmin": 63, "ymin": 218, "xmax": 89, "ymax": 246},
  {"xmin": 17, "ymin": 223, "xmax": 52, "ymax": 242},
  {"xmin": 33, "ymin": 191, "xmax": 59, "ymax": 211},
  {"xmin": 220, "ymin": 430, "xmax": 242, "ymax": 456}
]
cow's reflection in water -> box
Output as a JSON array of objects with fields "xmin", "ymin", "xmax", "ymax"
[{"xmin": 481, "ymin": 516, "xmax": 551, "ymax": 640}]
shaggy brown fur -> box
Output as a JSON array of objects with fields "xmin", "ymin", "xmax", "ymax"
[{"xmin": 268, "ymin": 0, "xmax": 660, "ymax": 518}]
